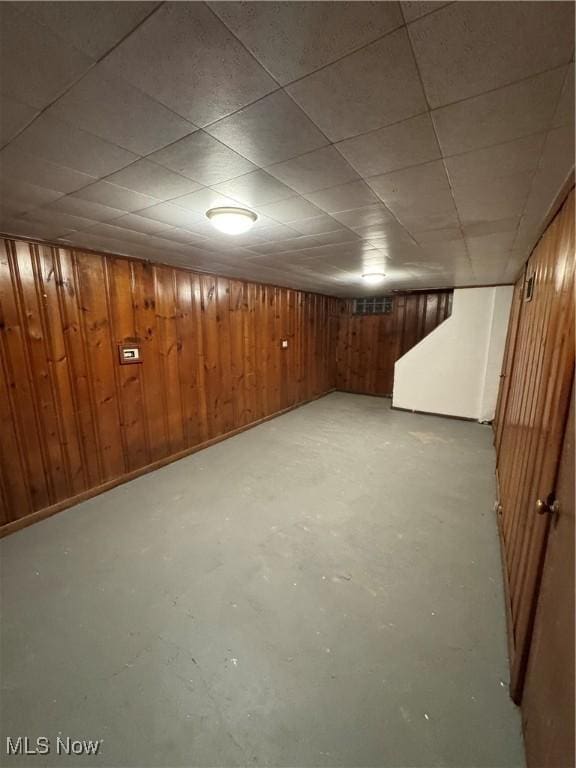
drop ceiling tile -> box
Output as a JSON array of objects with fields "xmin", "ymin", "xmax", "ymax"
[
  {"xmin": 169, "ymin": 188, "xmax": 243, "ymax": 215},
  {"xmin": 72, "ymin": 181, "xmax": 159, "ymax": 212},
  {"xmin": 288, "ymin": 215, "xmax": 344, "ymax": 236},
  {"xmin": 401, "ymin": 2, "xmax": 449, "ymax": 23},
  {"xmin": 104, "ymin": 160, "xmax": 203, "ymax": 200},
  {"xmin": 0, "ymin": 179, "xmax": 64, "ymax": 213},
  {"xmin": 336, "ymin": 113, "xmax": 440, "ymax": 178},
  {"xmin": 48, "ymin": 66, "xmax": 197, "ymax": 155},
  {"xmin": 553, "ymin": 65, "xmax": 575, "ymax": 129},
  {"xmin": 466, "ymin": 232, "xmax": 516, "ymax": 259},
  {"xmin": 149, "ymin": 131, "xmax": 257, "ymax": 187},
  {"xmin": 368, "ymin": 160, "xmax": 460, "ymax": 231},
  {"xmin": 18, "ymin": 208, "xmax": 99, "ymax": 233},
  {"xmin": 420, "ymin": 239, "xmax": 468, "ymax": 260},
  {"xmin": 286, "ymin": 29, "xmax": 427, "ymax": 141},
  {"xmin": 209, "ymin": 2, "xmax": 403, "ymax": 85},
  {"xmin": 212, "ymin": 170, "xmax": 295, "ymax": 207},
  {"xmin": 136, "ymin": 203, "xmax": 206, "ymax": 229},
  {"xmin": 16, "ymin": 2, "xmax": 159, "ymax": 59},
  {"xmin": 103, "ymin": 3, "xmax": 276, "ymax": 125},
  {"xmin": 111, "ymin": 213, "xmax": 174, "ymax": 235},
  {"xmin": 413, "ymin": 227, "xmax": 462, "ymax": 245},
  {"xmin": 253, "ymin": 223, "xmax": 300, "ymax": 241},
  {"xmin": 444, "ymin": 134, "xmax": 546, "ymax": 190},
  {"xmin": 257, "ymin": 197, "xmax": 323, "ymax": 223},
  {"xmin": 331, "ymin": 204, "xmax": 395, "ymax": 229},
  {"xmin": 516, "ymin": 124, "xmax": 575, "ymax": 243},
  {"xmin": 463, "ymin": 218, "xmax": 519, "ymax": 238},
  {"xmin": 205, "ymin": 91, "xmax": 328, "ymax": 167},
  {"xmin": 10, "ymin": 114, "xmax": 138, "ymax": 177},
  {"xmin": 79, "ymin": 221, "xmax": 161, "ymax": 245},
  {"xmin": 266, "ymin": 146, "xmax": 359, "ymax": 195},
  {"xmin": 432, "ymin": 68, "xmax": 566, "ymax": 157},
  {"xmin": 0, "ymin": 3, "xmax": 92, "ymax": 110},
  {"xmin": 46, "ymin": 196, "xmax": 126, "ymax": 223},
  {"xmin": 0, "ymin": 147, "xmax": 98, "ymax": 193},
  {"xmin": 303, "ymin": 180, "xmax": 379, "ymax": 214},
  {"xmin": 248, "ymin": 236, "xmax": 322, "ymax": 255},
  {"xmin": 353, "ymin": 224, "xmax": 414, "ymax": 244},
  {"xmin": 408, "ymin": 1, "xmax": 574, "ymax": 108},
  {"xmin": 453, "ymin": 170, "xmax": 534, "ymax": 224},
  {"xmin": 0, "ymin": 95, "xmax": 38, "ymax": 147},
  {"xmin": 2, "ymin": 217, "xmax": 76, "ymax": 241},
  {"xmin": 310, "ymin": 229, "xmax": 362, "ymax": 247}
]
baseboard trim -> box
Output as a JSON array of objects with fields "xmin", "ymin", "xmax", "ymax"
[
  {"xmin": 1, "ymin": 389, "xmax": 334, "ymax": 539},
  {"xmin": 390, "ymin": 405, "xmax": 482, "ymax": 423},
  {"xmin": 336, "ymin": 389, "xmax": 392, "ymax": 399}
]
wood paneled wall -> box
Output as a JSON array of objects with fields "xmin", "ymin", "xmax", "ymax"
[
  {"xmin": 0, "ymin": 237, "xmax": 340, "ymax": 533},
  {"xmin": 493, "ymin": 187, "xmax": 575, "ymax": 701},
  {"xmin": 335, "ymin": 290, "xmax": 453, "ymax": 396}
]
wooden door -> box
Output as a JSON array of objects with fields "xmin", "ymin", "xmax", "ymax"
[
  {"xmin": 495, "ymin": 188, "xmax": 575, "ymax": 701},
  {"xmin": 493, "ymin": 276, "xmax": 524, "ymax": 461},
  {"xmin": 522, "ymin": 381, "xmax": 574, "ymax": 768}
]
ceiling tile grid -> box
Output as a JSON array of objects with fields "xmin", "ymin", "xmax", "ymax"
[{"xmin": 0, "ymin": 1, "xmax": 573, "ymax": 296}]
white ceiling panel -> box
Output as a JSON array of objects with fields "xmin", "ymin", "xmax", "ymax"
[
  {"xmin": 336, "ymin": 112, "xmax": 441, "ymax": 178},
  {"xmin": 408, "ymin": 1, "xmax": 574, "ymax": 108},
  {"xmin": 104, "ymin": 160, "xmax": 203, "ymax": 200},
  {"xmin": 102, "ymin": 2, "xmax": 276, "ymax": 125},
  {"xmin": 206, "ymin": 91, "xmax": 328, "ymax": 166},
  {"xmin": 303, "ymin": 180, "xmax": 379, "ymax": 214},
  {"xmin": 400, "ymin": 2, "xmax": 449, "ymax": 23},
  {"xmin": 1, "ymin": 1, "xmax": 573, "ymax": 295},
  {"xmin": 209, "ymin": 1, "xmax": 403, "ymax": 85},
  {"xmin": 15, "ymin": 2, "xmax": 160, "ymax": 59},
  {"xmin": 0, "ymin": 3, "xmax": 92, "ymax": 109},
  {"xmin": 72, "ymin": 181, "xmax": 160, "ymax": 212},
  {"xmin": 48, "ymin": 66, "xmax": 197, "ymax": 155},
  {"xmin": 287, "ymin": 29, "xmax": 427, "ymax": 141},
  {"xmin": 0, "ymin": 96, "xmax": 38, "ymax": 148},
  {"xmin": 149, "ymin": 131, "xmax": 257, "ymax": 186},
  {"xmin": 9, "ymin": 114, "xmax": 138, "ymax": 177},
  {"xmin": 266, "ymin": 146, "xmax": 359, "ymax": 194},
  {"xmin": 0, "ymin": 146, "xmax": 98, "ymax": 193},
  {"xmin": 212, "ymin": 170, "xmax": 296, "ymax": 207},
  {"xmin": 432, "ymin": 68, "xmax": 566, "ymax": 157}
]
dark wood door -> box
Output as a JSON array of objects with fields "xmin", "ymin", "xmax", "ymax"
[
  {"xmin": 495, "ymin": 188, "xmax": 575, "ymax": 701},
  {"xmin": 522, "ymin": 381, "xmax": 574, "ymax": 768}
]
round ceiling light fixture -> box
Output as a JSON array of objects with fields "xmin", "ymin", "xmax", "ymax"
[
  {"xmin": 362, "ymin": 272, "xmax": 386, "ymax": 285},
  {"xmin": 206, "ymin": 206, "xmax": 257, "ymax": 235}
]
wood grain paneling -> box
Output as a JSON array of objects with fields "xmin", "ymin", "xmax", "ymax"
[
  {"xmin": 521, "ymin": 381, "xmax": 574, "ymax": 768},
  {"xmin": 336, "ymin": 290, "xmax": 452, "ymax": 396},
  {"xmin": 0, "ymin": 237, "xmax": 340, "ymax": 534},
  {"xmin": 494, "ymin": 187, "xmax": 575, "ymax": 701}
]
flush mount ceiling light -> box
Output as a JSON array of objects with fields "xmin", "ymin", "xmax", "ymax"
[
  {"xmin": 206, "ymin": 207, "xmax": 257, "ymax": 235},
  {"xmin": 362, "ymin": 272, "xmax": 386, "ymax": 285}
]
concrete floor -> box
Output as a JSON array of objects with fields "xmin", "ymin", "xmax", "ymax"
[{"xmin": 0, "ymin": 393, "xmax": 524, "ymax": 768}]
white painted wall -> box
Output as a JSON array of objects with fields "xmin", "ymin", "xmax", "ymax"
[{"xmin": 392, "ymin": 286, "xmax": 513, "ymax": 421}]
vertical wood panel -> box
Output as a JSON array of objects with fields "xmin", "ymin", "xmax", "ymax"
[
  {"xmin": 336, "ymin": 290, "xmax": 453, "ymax": 396},
  {"xmin": 0, "ymin": 237, "xmax": 341, "ymax": 531},
  {"xmin": 494, "ymin": 188, "xmax": 575, "ymax": 701}
]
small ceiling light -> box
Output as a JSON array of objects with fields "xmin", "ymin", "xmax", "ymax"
[
  {"xmin": 362, "ymin": 272, "xmax": 386, "ymax": 285},
  {"xmin": 206, "ymin": 206, "xmax": 257, "ymax": 235}
]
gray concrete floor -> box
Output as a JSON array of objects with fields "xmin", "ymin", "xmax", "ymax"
[{"xmin": 0, "ymin": 393, "xmax": 524, "ymax": 768}]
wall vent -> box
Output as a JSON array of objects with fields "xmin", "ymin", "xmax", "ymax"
[{"xmin": 353, "ymin": 296, "xmax": 393, "ymax": 315}]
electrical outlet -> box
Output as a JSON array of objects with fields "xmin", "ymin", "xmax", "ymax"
[{"xmin": 281, "ymin": 339, "xmax": 288, "ymax": 348}]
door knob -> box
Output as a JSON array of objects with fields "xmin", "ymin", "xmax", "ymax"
[{"xmin": 536, "ymin": 497, "xmax": 559, "ymax": 515}]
